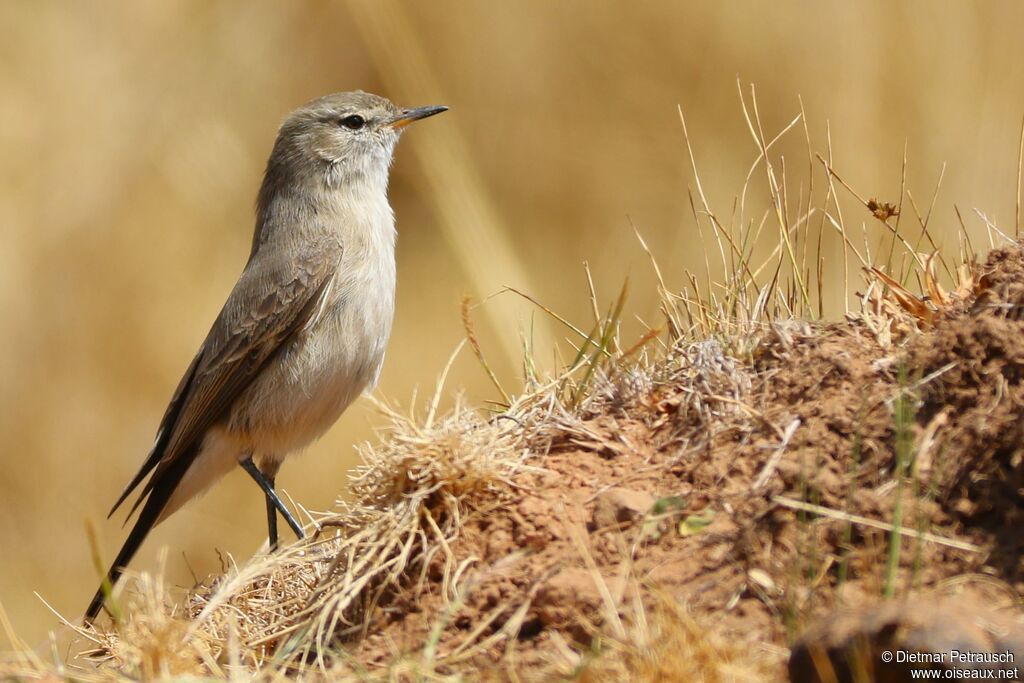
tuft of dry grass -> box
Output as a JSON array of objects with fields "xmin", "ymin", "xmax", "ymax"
[
  {"xmin": 176, "ymin": 394, "xmax": 529, "ymax": 676},
  {"xmin": 88, "ymin": 567, "xmax": 220, "ymax": 679}
]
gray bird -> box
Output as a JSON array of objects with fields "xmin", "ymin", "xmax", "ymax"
[{"xmin": 85, "ymin": 91, "xmax": 446, "ymax": 622}]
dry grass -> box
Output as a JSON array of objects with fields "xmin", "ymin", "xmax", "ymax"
[
  {"xmin": 573, "ymin": 595, "xmax": 781, "ymax": 683},
  {"xmin": 199, "ymin": 399, "xmax": 527, "ymax": 667}
]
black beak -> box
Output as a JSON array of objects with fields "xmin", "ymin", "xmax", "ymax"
[{"xmin": 387, "ymin": 105, "xmax": 448, "ymax": 130}]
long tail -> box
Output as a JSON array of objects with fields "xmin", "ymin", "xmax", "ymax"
[{"xmin": 84, "ymin": 449, "xmax": 193, "ymax": 623}]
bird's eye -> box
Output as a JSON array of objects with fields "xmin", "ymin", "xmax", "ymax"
[{"xmin": 339, "ymin": 114, "xmax": 366, "ymax": 131}]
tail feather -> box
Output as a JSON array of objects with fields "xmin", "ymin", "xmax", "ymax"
[{"xmin": 84, "ymin": 447, "xmax": 194, "ymax": 623}]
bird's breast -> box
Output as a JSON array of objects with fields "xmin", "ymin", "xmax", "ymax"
[{"xmin": 230, "ymin": 208, "xmax": 397, "ymax": 457}]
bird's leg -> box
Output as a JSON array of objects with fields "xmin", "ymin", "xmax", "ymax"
[
  {"xmin": 260, "ymin": 457, "xmax": 283, "ymax": 551},
  {"xmin": 265, "ymin": 476, "xmax": 279, "ymax": 551},
  {"xmin": 239, "ymin": 457, "xmax": 304, "ymax": 547}
]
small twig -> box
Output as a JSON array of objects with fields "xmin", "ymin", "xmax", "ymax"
[
  {"xmin": 706, "ymin": 394, "xmax": 786, "ymax": 441},
  {"xmin": 752, "ymin": 418, "xmax": 801, "ymax": 490},
  {"xmin": 772, "ymin": 496, "xmax": 981, "ymax": 552},
  {"xmin": 461, "ymin": 296, "xmax": 511, "ymax": 405}
]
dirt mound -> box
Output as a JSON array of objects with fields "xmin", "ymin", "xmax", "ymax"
[
  {"xmin": 72, "ymin": 245, "xmax": 1024, "ymax": 681},
  {"xmin": 909, "ymin": 246, "xmax": 1024, "ymax": 592},
  {"xmin": 314, "ymin": 247, "xmax": 1024, "ymax": 678}
]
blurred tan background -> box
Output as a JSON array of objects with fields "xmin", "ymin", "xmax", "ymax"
[{"xmin": 3, "ymin": 0, "xmax": 1024, "ymax": 647}]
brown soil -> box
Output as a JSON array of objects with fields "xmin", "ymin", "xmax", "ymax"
[{"xmin": 337, "ymin": 246, "xmax": 1024, "ymax": 680}]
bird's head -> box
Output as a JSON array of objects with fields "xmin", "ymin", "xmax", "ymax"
[{"xmin": 271, "ymin": 91, "xmax": 447, "ymax": 189}]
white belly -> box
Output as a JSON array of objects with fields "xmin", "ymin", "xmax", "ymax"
[{"xmin": 228, "ymin": 258, "xmax": 396, "ymax": 456}]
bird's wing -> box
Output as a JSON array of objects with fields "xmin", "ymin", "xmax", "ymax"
[{"xmin": 109, "ymin": 233, "xmax": 343, "ymax": 520}]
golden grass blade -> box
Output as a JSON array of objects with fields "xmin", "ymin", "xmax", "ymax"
[
  {"xmin": 772, "ymin": 496, "xmax": 980, "ymax": 553},
  {"xmin": 461, "ymin": 296, "xmax": 511, "ymax": 406}
]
